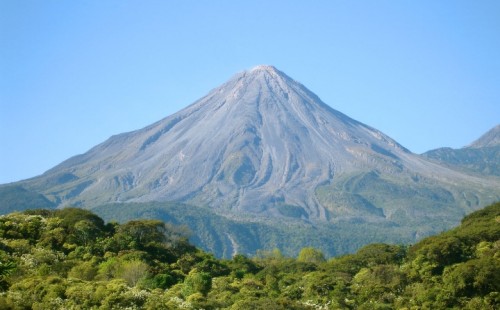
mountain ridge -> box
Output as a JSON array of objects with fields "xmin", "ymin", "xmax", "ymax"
[{"xmin": 423, "ymin": 124, "xmax": 500, "ymax": 177}]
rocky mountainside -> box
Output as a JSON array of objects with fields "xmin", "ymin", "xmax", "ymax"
[
  {"xmin": 2, "ymin": 65, "xmax": 499, "ymax": 257},
  {"xmin": 468, "ymin": 124, "xmax": 500, "ymax": 148},
  {"xmin": 423, "ymin": 124, "xmax": 500, "ymax": 176}
]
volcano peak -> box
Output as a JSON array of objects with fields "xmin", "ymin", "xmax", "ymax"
[
  {"xmin": 250, "ymin": 64, "xmax": 278, "ymax": 72},
  {"xmin": 247, "ymin": 65, "xmax": 289, "ymax": 82}
]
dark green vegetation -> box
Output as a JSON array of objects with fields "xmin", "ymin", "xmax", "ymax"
[{"xmin": 0, "ymin": 202, "xmax": 498, "ymax": 309}]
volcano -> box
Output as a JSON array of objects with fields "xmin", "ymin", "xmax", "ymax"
[{"xmin": 4, "ymin": 65, "xmax": 499, "ymax": 257}]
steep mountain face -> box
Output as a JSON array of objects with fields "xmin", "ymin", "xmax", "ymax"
[
  {"xmin": 4, "ymin": 65, "xmax": 499, "ymax": 257},
  {"xmin": 423, "ymin": 125, "xmax": 500, "ymax": 176},
  {"xmin": 468, "ymin": 124, "xmax": 500, "ymax": 148}
]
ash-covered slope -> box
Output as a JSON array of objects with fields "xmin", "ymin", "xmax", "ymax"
[{"xmin": 17, "ymin": 66, "xmax": 499, "ymax": 224}]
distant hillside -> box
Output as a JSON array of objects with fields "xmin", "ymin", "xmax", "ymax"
[
  {"xmin": 423, "ymin": 124, "xmax": 500, "ymax": 176},
  {"xmin": 0, "ymin": 185, "xmax": 55, "ymax": 213}
]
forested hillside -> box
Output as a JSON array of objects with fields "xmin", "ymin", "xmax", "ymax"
[{"xmin": 0, "ymin": 202, "xmax": 498, "ymax": 309}]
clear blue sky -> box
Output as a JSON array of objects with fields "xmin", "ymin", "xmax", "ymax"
[{"xmin": 1, "ymin": 1, "xmax": 499, "ymax": 184}]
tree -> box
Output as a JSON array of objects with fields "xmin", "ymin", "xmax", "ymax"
[
  {"xmin": 54, "ymin": 208, "xmax": 106, "ymax": 232},
  {"xmin": 118, "ymin": 260, "xmax": 149, "ymax": 287},
  {"xmin": 182, "ymin": 269, "xmax": 212, "ymax": 297},
  {"xmin": 117, "ymin": 220, "xmax": 166, "ymax": 246},
  {"xmin": 68, "ymin": 261, "xmax": 98, "ymax": 281},
  {"xmin": 442, "ymin": 257, "xmax": 500, "ymax": 299},
  {"xmin": 297, "ymin": 247, "xmax": 325, "ymax": 264},
  {"xmin": 0, "ymin": 261, "xmax": 15, "ymax": 291},
  {"xmin": 114, "ymin": 220, "xmax": 192, "ymax": 259},
  {"xmin": 352, "ymin": 264, "xmax": 407, "ymax": 306},
  {"xmin": 73, "ymin": 220, "xmax": 103, "ymax": 246},
  {"xmin": 229, "ymin": 254, "xmax": 259, "ymax": 278}
]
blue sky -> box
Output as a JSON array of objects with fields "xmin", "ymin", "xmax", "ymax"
[{"xmin": 1, "ymin": 1, "xmax": 499, "ymax": 184}]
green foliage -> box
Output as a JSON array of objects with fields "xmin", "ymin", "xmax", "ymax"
[
  {"xmin": 181, "ymin": 269, "xmax": 212, "ymax": 297},
  {"xmin": 442, "ymin": 257, "xmax": 500, "ymax": 298},
  {"xmin": 68, "ymin": 260, "xmax": 97, "ymax": 281},
  {"xmin": 118, "ymin": 259, "xmax": 149, "ymax": 287},
  {"xmin": 297, "ymin": 247, "xmax": 326, "ymax": 263},
  {"xmin": 0, "ymin": 261, "xmax": 15, "ymax": 291},
  {"xmin": 229, "ymin": 254, "xmax": 260, "ymax": 278},
  {"xmin": 352, "ymin": 264, "xmax": 407, "ymax": 305},
  {"xmin": 0, "ymin": 212, "xmax": 45, "ymax": 244},
  {"xmin": 0, "ymin": 202, "xmax": 497, "ymax": 309},
  {"xmin": 329, "ymin": 243, "xmax": 407, "ymax": 276}
]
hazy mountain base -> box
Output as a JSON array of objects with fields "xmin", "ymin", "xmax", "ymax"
[
  {"xmin": 0, "ymin": 185, "xmax": 56, "ymax": 214},
  {"xmin": 2, "ymin": 165, "xmax": 499, "ymax": 260},
  {"xmin": 1, "ymin": 170, "xmax": 498, "ymax": 259},
  {"xmin": 317, "ymin": 170, "xmax": 497, "ymax": 221},
  {"xmin": 91, "ymin": 200, "xmax": 445, "ymax": 259}
]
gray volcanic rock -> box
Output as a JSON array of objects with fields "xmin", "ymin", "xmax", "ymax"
[
  {"xmin": 468, "ymin": 124, "xmax": 500, "ymax": 148},
  {"xmin": 13, "ymin": 66, "xmax": 500, "ymax": 230}
]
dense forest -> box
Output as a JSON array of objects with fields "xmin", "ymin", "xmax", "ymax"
[{"xmin": 0, "ymin": 202, "xmax": 498, "ymax": 309}]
